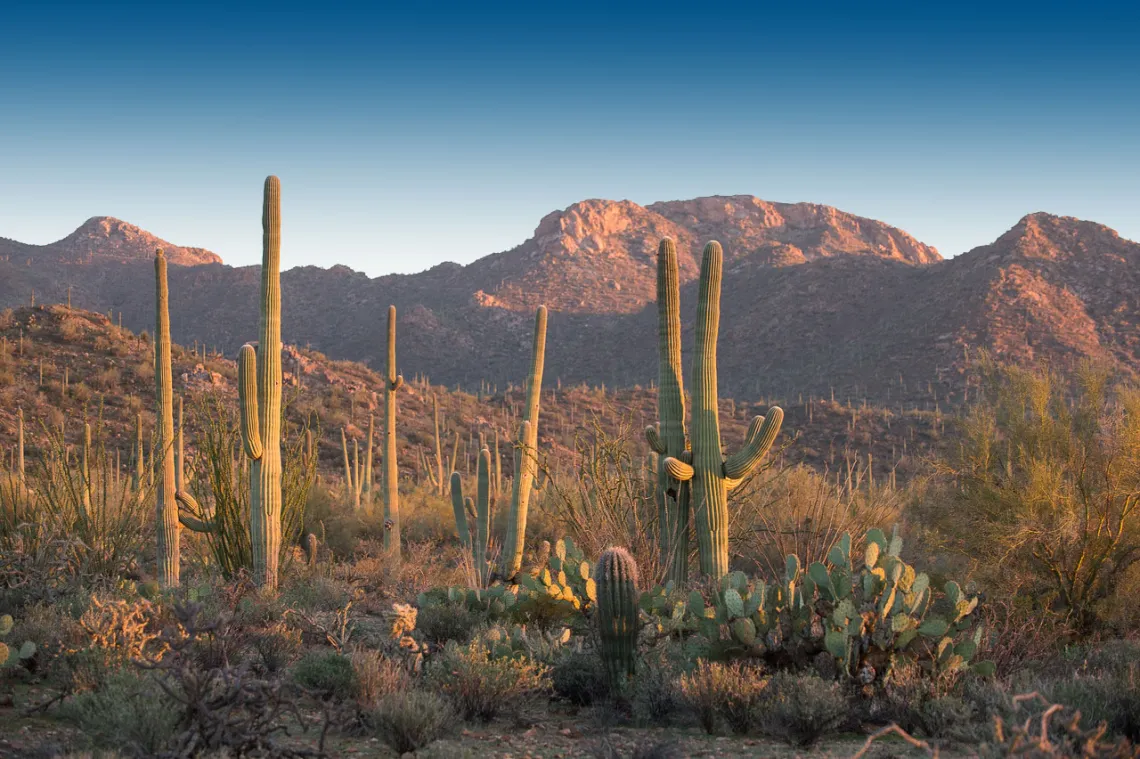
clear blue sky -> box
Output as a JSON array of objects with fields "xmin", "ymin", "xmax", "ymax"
[{"xmin": 2, "ymin": 2, "xmax": 1137, "ymax": 274}]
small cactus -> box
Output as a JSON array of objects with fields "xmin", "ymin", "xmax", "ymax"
[{"xmin": 595, "ymin": 547, "xmax": 640, "ymax": 686}]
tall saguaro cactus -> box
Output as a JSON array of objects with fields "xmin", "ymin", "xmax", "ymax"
[
  {"xmin": 645, "ymin": 239, "xmax": 691, "ymax": 585},
  {"xmin": 154, "ymin": 249, "xmax": 180, "ymax": 587},
  {"xmin": 383, "ymin": 305, "xmax": 403, "ymax": 556},
  {"xmin": 239, "ymin": 176, "xmax": 285, "ymax": 590},
  {"xmin": 661, "ymin": 242, "xmax": 784, "ymax": 579},
  {"xmin": 500, "ymin": 305, "xmax": 547, "ymax": 579}
]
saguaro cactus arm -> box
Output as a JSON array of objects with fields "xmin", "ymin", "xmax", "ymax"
[
  {"xmin": 175, "ymin": 490, "xmax": 217, "ymax": 533},
  {"xmin": 450, "ymin": 471, "xmax": 471, "ymax": 546},
  {"xmin": 238, "ymin": 345, "xmax": 263, "ymax": 461},
  {"xmin": 663, "ymin": 456, "xmax": 695, "ymax": 481},
  {"xmin": 645, "ymin": 425, "xmax": 665, "ymax": 455},
  {"xmin": 723, "ymin": 409, "xmax": 783, "ymax": 481}
]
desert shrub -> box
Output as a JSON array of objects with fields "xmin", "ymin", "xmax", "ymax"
[
  {"xmin": 741, "ymin": 459, "xmax": 902, "ymax": 578},
  {"xmin": 58, "ymin": 316, "xmax": 83, "ymax": 341},
  {"xmin": 756, "ymin": 671, "xmax": 847, "ymax": 747},
  {"xmin": 183, "ymin": 391, "xmax": 317, "ymax": 579},
  {"xmin": 916, "ymin": 695, "xmax": 984, "ymax": 743},
  {"xmin": 251, "ymin": 623, "xmax": 303, "ymax": 674},
  {"xmin": 279, "ymin": 573, "xmax": 352, "ymax": 613},
  {"xmin": 59, "ymin": 670, "xmax": 181, "ymax": 757},
  {"xmin": 351, "ymin": 649, "xmax": 410, "ymax": 708},
  {"xmin": 630, "ymin": 660, "xmax": 685, "ymax": 727},
  {"xmin": 931, "ymin": 357, "xmax": 1140, "ymax": 634},
  {"xmin": 367, "ymin": 689, "xmax": 454, "ymax": 753},
  {"xmin": 551, "ymin": 648, "xmax": 609, "ymax": 706},
  {"xmin": 679, "ymin": 660, "xmax": 767, "ymax": 735},
  {"xmin": 425, "ymin": 639, "xmax": 549, "ymax": 722},
  {"xmin": 1040, "ymin": 672, "xmax": 1140, "ymax": 740},
  {"xmin": 415, "ymin": 601, "xmax": 485, "ymax": 645},
  {"xmin": 291, "ymin": 650, "xmax": 356, "ymax": 700}
]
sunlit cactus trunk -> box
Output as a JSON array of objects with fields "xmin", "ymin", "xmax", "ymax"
[
  {"xmin": 154, "ymin": 249, "xmax": 180, "ymax": 587},
  {"xmin": 239, "ymin": 176, "xmax": 285, "ymax": 590},
  {"xmin": 500, "ymin": 306, "xmax": 547, "ymax": 579},
  {"xmin": 645, "ymin": 239, "xmax": 691, "ymax": 585},
  {"xmin": 662, "ymin": 242, "xmax": 784, "ymax": 579},
  {"xmin": 363, "ymin": 413, "xmax": 374, "ymax": 507},
  {"xmin": 383, "ymin": 305, "xmax": 403, "ymax": 556}
]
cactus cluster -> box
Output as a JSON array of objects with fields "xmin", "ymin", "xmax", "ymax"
[
  {"xmin": 0, "ymin": 614, "xmax": 35, "ymax": 668},
  {"xmin": 639, "ymin": 527, "xmax": 992, "ymax": 682},
  {"xmin": 340, "ymin": 418, "xmax": 373, "ymax": 510},
  {"xmin": 649, "ymin": 240, "xmax": 783, "ymax": 580},
  {"xmin": 449, "ymin": 447, "xmax": 492, "ymax": 586},
  {"xmin": 516, "ymin": 537, "xmax": 597, "ymax": 617}
]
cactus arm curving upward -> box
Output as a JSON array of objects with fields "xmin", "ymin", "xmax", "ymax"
[
  {"xmin": 383, "ymin": 304, "xmax": 402, "ymax": 555},
  {"xmin": 154, "ymin": 248, "xmax": 180, "ymax": 587},
  {"xmin": 723, "ymin": 409, "xmax": 783, "ymax": 481},
  {"xmin": 238, "ymin": 346, "xmax": 263, "ymax": 460},
  {"xmin": 500, "ymin": 306, "xmax": 546, "ymax": 579},
  {"xmin": 340, "ymin": 428, "xmax": 352, "ymax": 503},
  {"xmin": 450, "ymin": 471, "xmax": 471, "ymax": 547}
]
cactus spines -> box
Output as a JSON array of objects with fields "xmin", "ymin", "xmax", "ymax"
[
  {"xmin": 647, "ymin": 239, "xmax": 690, "ymax": 585},
  {"xmin": 596, "ymin": 547, "xmax": 640, "ymax": 685},
  {"xmin": 500, "ymin": 305, "xmax": 547, "ymax": 579},
  {"xmin": 383, "ymin": 304, "xmax": 403, "ymax": 556},
  {"xmin": 154, "ymin": 248, "xmax": 180, "ymax": 587},
  {"xmin": 661, "ymin": 242, "xmax": 784, "ymax": 579},
  {"xmin": 240, "ymin": 175, "xmax": 285, "ymax": 590}
]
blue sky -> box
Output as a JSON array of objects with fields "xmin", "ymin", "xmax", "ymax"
[{"xmin": 2, "ymin": 2, "xmax": 1138, "ymax": 275}]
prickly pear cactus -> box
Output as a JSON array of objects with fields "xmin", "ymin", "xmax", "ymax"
[{"xmin": 0, "ymin": 614, "xmax": 36, "ymax": 668}]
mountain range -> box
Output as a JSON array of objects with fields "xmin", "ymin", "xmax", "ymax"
[{"xmin": 2, "ymin": 195, "xmax": 1137, "ymax": 405}]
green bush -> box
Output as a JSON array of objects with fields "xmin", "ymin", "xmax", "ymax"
[
  {"xmin": 367, "ymin": 689, "xmax": 454, "ymax": 753},
  {"xmin": 415, "ymin": 601, "xmax": 485, "ymax": 645},
  {"xmin": 630, "ymin": 661, "xmax": 685, "ymax": 727},
  {"xmin": 59, "ymin": 671, "xmax": 180, "ymax": 757},
  {"xmin": 291, "ymin": 650, "xmax": 356, "ymax": 700},
  {"xmin": 251, "ymin": 623, "xmax": 303, "ymax": 674},
  {"xmin": 425, "ymin": 640, "xmax": 548, "ymax": 722},
  {"xmin": 756, "ymin": 671, "xmax": 847, "ymax": 747},
  {"xmin": 351, "ymin": 649, "xmax": 410, "ymax": 709},
  {"xmin": 551, "ymin": 649, "xmax": 610, "ymax": 706}
]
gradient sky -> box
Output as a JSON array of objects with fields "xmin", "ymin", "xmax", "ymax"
[{"xmin": 2, "ymin": 2, "xmax": 1138, "ymax": 275}]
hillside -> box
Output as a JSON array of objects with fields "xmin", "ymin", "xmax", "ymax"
[
  {"xmin": 0, "ymin": 198, "xmax": 1135, "ymax": 406},
  {"xmin": 0, "ymin": 305, "xmax": 947, "ymax": 487}
]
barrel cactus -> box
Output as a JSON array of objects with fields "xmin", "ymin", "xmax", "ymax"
[{"xmin": 596, "ymin": 547, "xmax": 640, "ymax": 686}]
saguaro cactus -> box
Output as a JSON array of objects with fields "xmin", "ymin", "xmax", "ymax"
[
  {"xmin": 363, "ymin": 413, "xmax": 374, "ymax": 506},
  {"xmin": 16, "ymin": 408, "xmax": 24, "ymax": 491},
  {"xmin": 383, "ymin": 305, "xmax": 403, "ymax": 556},
  {"xmin": 499, "ymin": 305, "xmax": 547, "ymax": 579},
  {"xmin": 154, "ymin": 249, "xmax": 180, "ymax": 587},
  {"xmin": 596, "ymin": 547, "xmax": 640, "ymax": 685},
  {"xmin": 661, "ymin": 242, "xmax": 784, "ymax": 579},
  {"xmin": 450, "ymin": 448, "xmax": 492, "ymax": 587},
  {"xmin": 645, "ymin": 239, "xmax": 691, "ymax": 585},
  {"xmin": 239, "ymin": 176, "xmax": 285, "ymax": 590}
]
